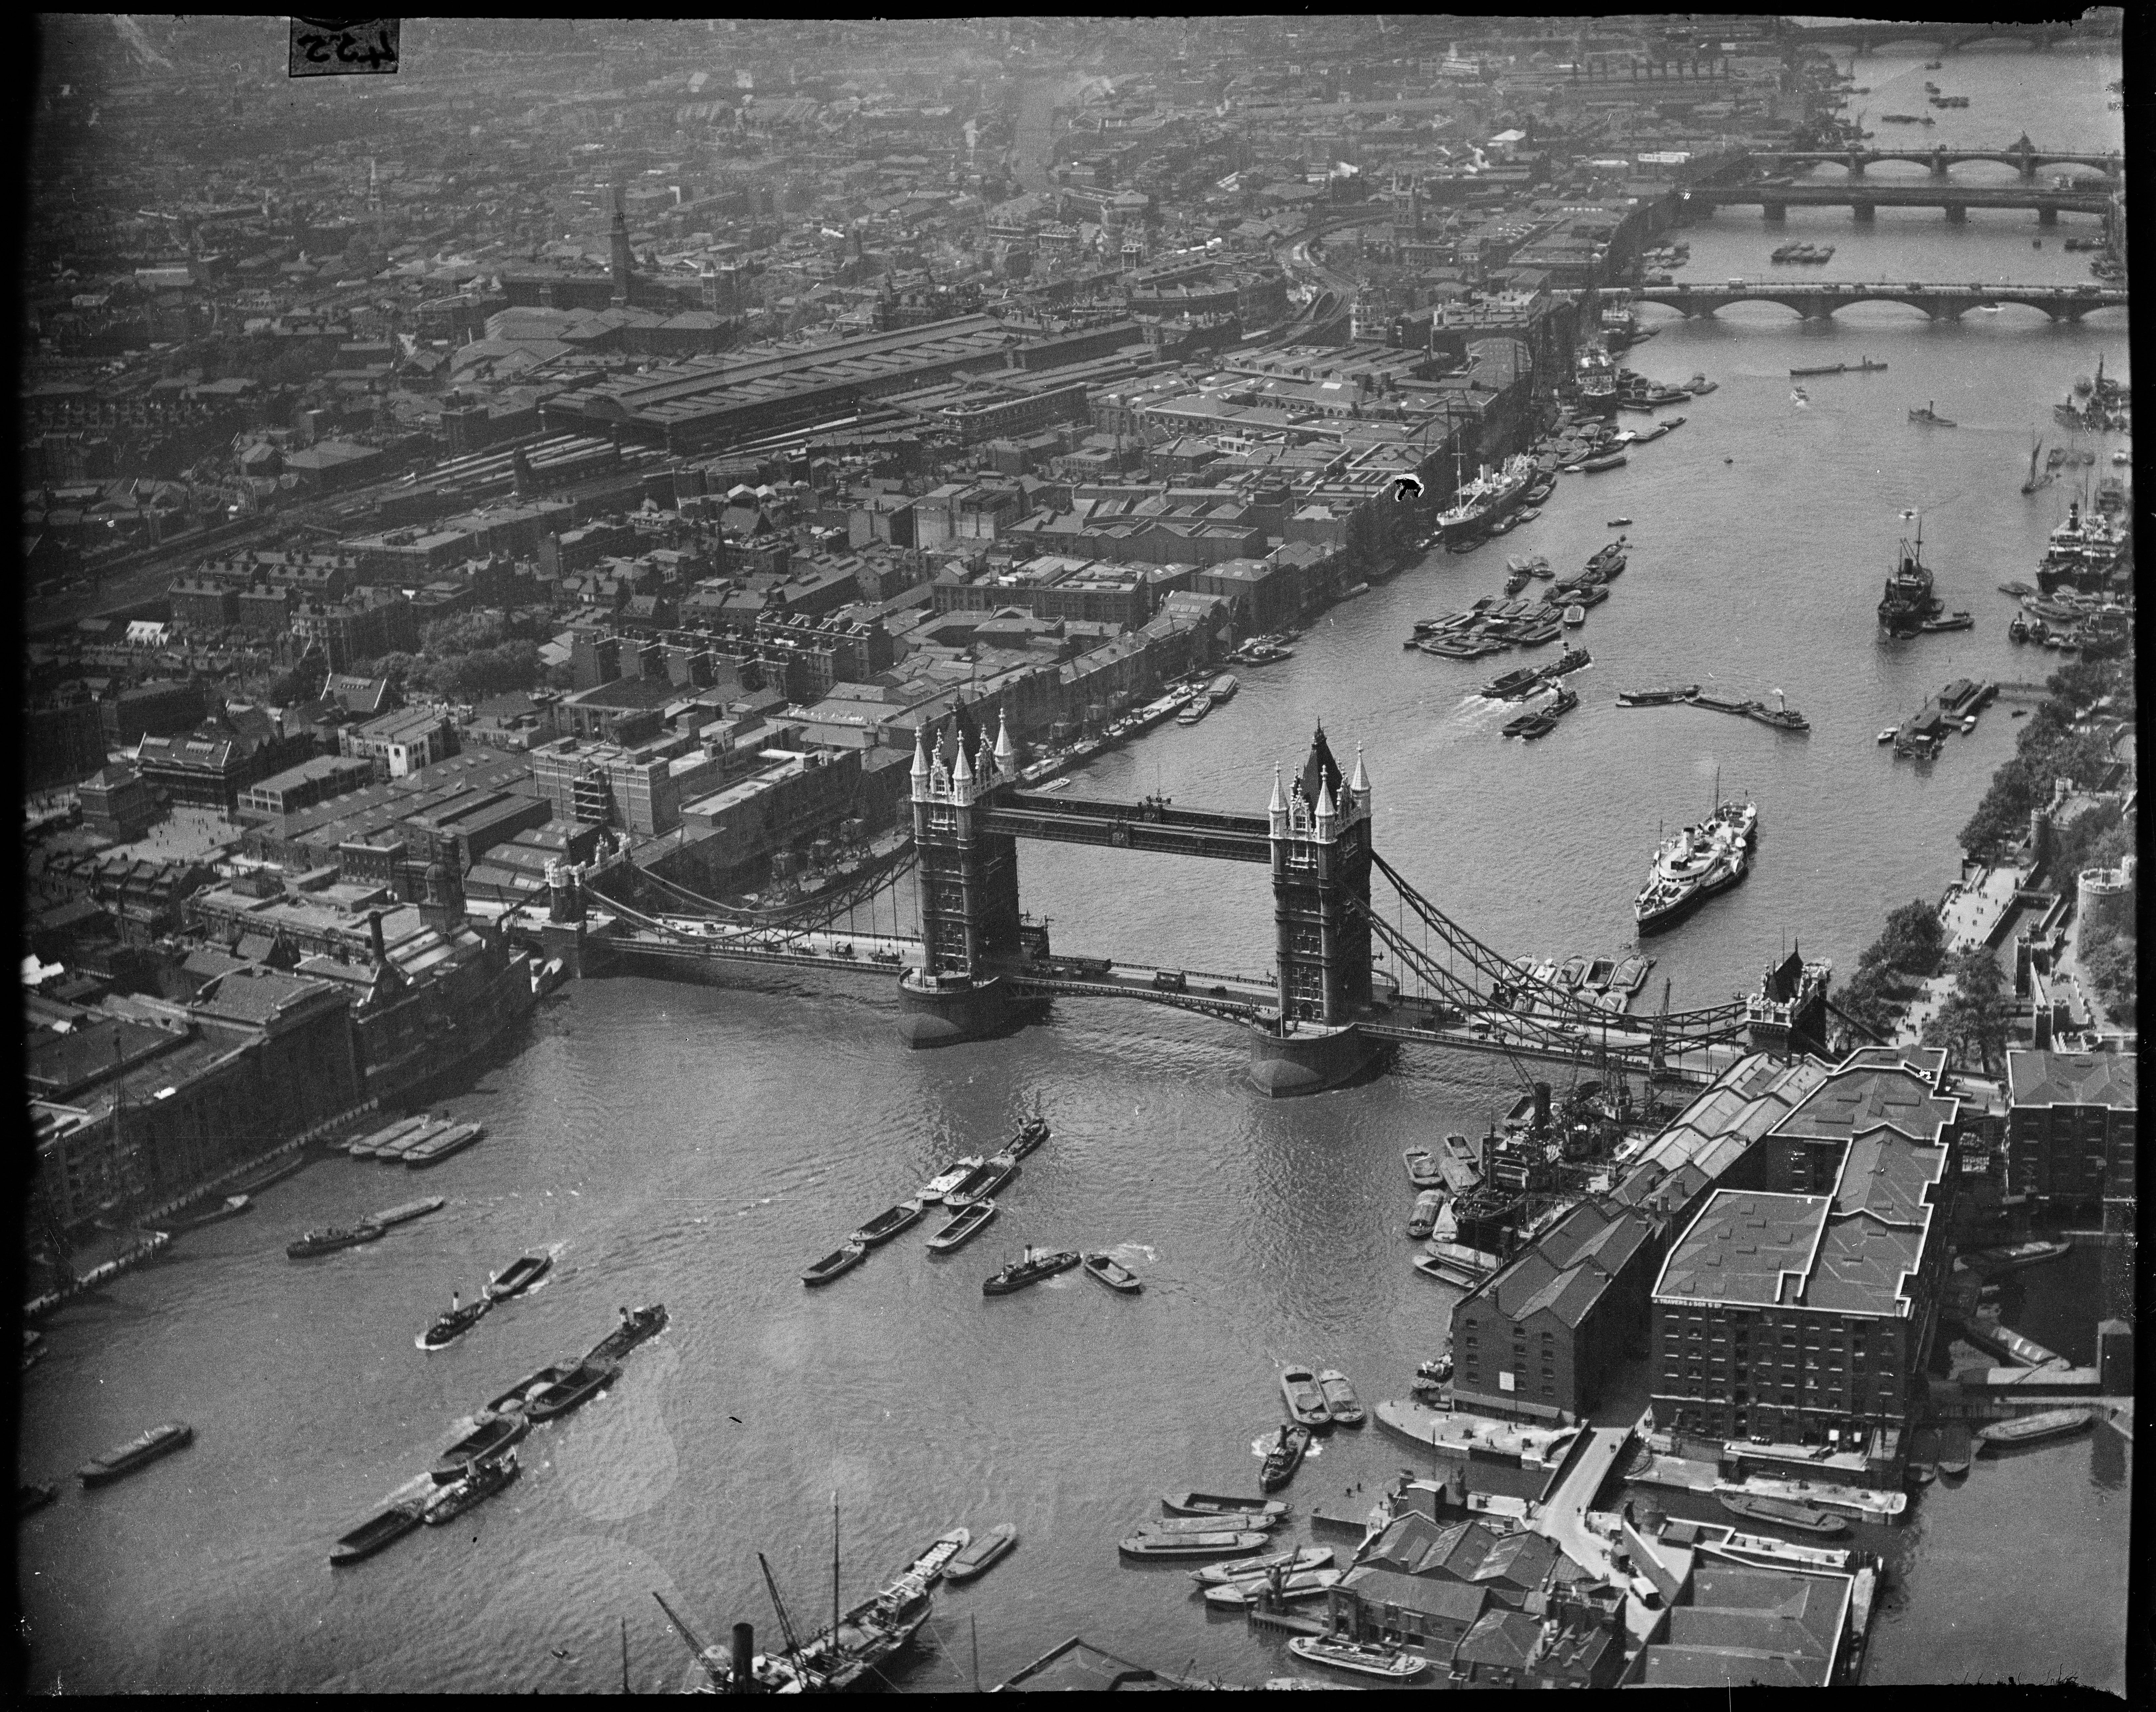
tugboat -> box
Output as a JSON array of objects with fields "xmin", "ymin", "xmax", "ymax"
[
  {"xmin": 1260, "ymin": 1422, "xmax": 1314, "ymax": 1492},
  {"xmin": 983, "ymin": 1247, "xmax": 1081, "ymax": 1295},
  {"xmin": 1908, "ymin": 401, "xmax": 1957, "ymax": 427},
  {"xmin": 423, "ymin": 1451, "xmax": 520, "ymax": 1525},
  {"xmin": 419, "ymin": 1288, "xmax": 493, "ymax": 1350},
  {"xmin": 588, "ymin": 1302, "xmax": 668, "ymax": 1363},
  {"xmin": 1003, "ymin": 1118, "xmax": 1051, "ymax": 1160},
  {"xmin": 287, "ymin": 1222, "xmax": 384, "ymax": 1260},
  {"xmin": 1878, "ymin": 518, "xmax": 1947, "ymax": 637}
]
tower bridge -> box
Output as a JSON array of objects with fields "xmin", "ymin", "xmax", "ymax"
[{"xmin": 537, "ymin": 719, "xmax": 1819, "ymax": 1097}]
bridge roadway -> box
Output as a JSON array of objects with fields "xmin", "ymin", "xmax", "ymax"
[
  {"xmin": 520, "ymin": 907, "xmax": 1735, "ymax": 1086},
  {"xmin": 1778, "ymin": 19, "xmax": 2107, "ymax": 52},
  {"xmin": 1632, "ymin": 281, "xmax": 2126, "ymax": 323},
  {"xmin": 1688, "ymin": 181, "xmax": 2109, "ymax": 217}
]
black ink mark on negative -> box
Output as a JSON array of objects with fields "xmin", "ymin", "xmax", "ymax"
[
  {"xmin": 1392, "ymin": 475, "xmax": 1424, "ymax": 503},
  {"xmin": 289, "ymin": 18, "xmax": 401, "ymax": 78}
]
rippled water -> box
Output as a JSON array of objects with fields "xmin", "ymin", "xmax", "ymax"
[{"xmin": 18, "ymin": 44, "xmax": 2128, "ymax": 1695}]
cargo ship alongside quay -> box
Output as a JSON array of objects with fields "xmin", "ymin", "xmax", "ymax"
[{"xmin": 1433, "ymin": 453, "xmax": 1537, "ymax": 543}]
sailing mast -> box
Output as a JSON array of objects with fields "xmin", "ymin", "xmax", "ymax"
[{"xmin": 830, "ymin": 1491, "xmax": 841, "ymax": 1654}]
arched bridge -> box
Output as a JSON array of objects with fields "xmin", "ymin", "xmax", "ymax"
[
  {"xmin": 1743, "ymin": 143, "xmax": 2121, "ymax": 181},
  {"xmin": 1780, "ymin": 19, "xmax": 2109, "ymax": 54},
  {"xmin": 1632, "ymin": 281, "xmax": 2127, "ymax": 323}
]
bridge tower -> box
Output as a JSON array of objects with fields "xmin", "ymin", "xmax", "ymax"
[
  {"xmin": 898, "ymin": 710, "xmax": 1025, "ymax": 1046},
  {"xmin": 1250, "ymin": 727, "xmax": 1382, "ymax": 1096}
]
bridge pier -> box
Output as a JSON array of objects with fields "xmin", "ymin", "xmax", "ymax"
[
  {"xmin": 2038, "ymin": 206, "xmax": 2058, "ymax": 227},
  {"xmin": 895, "ymin": 969, "xmax": 1023, "ymax": 1049},
  {"xmin": 1246, "ymin": 1020, "xmax": 1382, "ymax": 1098},
  {"xmin": 1762, "ymin": 203, "xmax": 1786, "ymax": 223},
  {"xmin": 1852, "ymin": 204, "xmax": 1875, "ymax": 224},
  {"xmin": 1945, "ymin": 204, "xmax": 1967, "ymax": 224}
]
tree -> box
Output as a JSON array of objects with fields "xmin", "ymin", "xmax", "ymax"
[
  {"xmin": 2082, "ymin": 938, "xmax": 2137, "ymax": 1022},
  {"xmin": 1877, "ymin": 898, "xmax": 1946, "ymax": 978},
  {"xmin": 1922, "ymin": 948, "xmax": 2013, "ymax": 1073},
  {"xmin": 1959, "ymin": 758, "xmax": 2042, "ymax": 857}
]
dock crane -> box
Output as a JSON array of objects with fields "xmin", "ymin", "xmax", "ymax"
[
  {"xmin": 757, "ymin": 1549, "xmax": 829, "ymax": 1690},
  {"xmin": 649, "ymin": 1592, "xmax": 727, "ymax": 1690}
]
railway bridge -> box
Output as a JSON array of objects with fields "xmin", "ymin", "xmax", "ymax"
[
  {"xmin": 1778, "ymin": 18, "xmax": 2109, "ymax": 54},
  {"xmin": 524, "ymin": 717, "xmax": 1822, "ymax": 1097},
  {"xmin": 1631, "ymin": 281, "xmax": 2127, "ymax": 323},
  {"xmin": 1683, "ymin": 181, "xmax": 2110, "ymax": 223}
]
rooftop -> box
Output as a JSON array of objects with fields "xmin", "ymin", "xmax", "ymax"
[{"xmin": 2006, "ymin": 1049, "xmax": 2138, "ymax": 1111}]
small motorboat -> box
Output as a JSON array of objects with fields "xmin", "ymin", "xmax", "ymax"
[
  {"xmin": 943, "ymin": 1523, "xmax": 1018, "ymax": 1584},
  {"xmin": 431, "ymin": 1409, "xmax": 529, "ymax": 1484},
  {"xmin": 926, "ymin": 1199, "xmax": 998, "ymax": 1253},
  {"xmin": 485, "ymin": 1253, "xmax": 553, "ymax": 1301},
  {"xmin": 19, "ymin": 1481, "xmax": 60, "ymax": 1519},
  {"xmin": 1003, "ymin": 1119, "xmax": 1051, "ymax": 1160},
  {"xmin": 942, "ymin": 1152, "xmax": 1019, "ymax": 1208},
  {"xmin": 423, "ymin": 1452, "xmax": 520, "ymax": 1525},
  {"xmin": 1162, "ymin": 1491, "xmax": 1289, "ymax": 1519},
  {"xmin": 1081, "ymin": 1252, "xmax": 1142, "ymax": 1293},
  {"xmin": 1407, "ymin": 1189, "xmax": 1445, "ymax": 1240},
  {"xmin": 1278, "ymin": 1366, "xmax": 1330, "ymax": 1428},
  {"xmin": 1139, "ymin": 1512, "xmax": 1282, "ymax": 1535},
  {"xmin": 287, "ymin": 1223, "xmax": 384, "ymax": 1260},
  {"xmin": 1191, "ymin": 1544, "xmax": 1333, "ymax": 1585},
  {"xmin": 1118, "ymin": 1530, "xmax": 1270, "ymax": 1560},
  {"xmin": 171, "ymin": 1193, "xmax": 253, "ymax": 1231},
  {"xmin": 917, "ymin": 1156, "xmax": 984, "ymax": 1203},
  {"xmin": 1316, "ymin": 1369, "xmax": 1365, "ymax": 1427},
  {"xmin": 1717, "ymin": 1492, "xmax": 1849, "ymax": 1537},
  {"xmin": 802, "ymin": 1243, "xmax": 869, "ymax": 1286},
  {"xmin": 419, "ymin": 1290, "xmax": 493, "ymax": 1350},
  {"xmin": 1877, "ymin": 728, "xmax": 1899, "ymax": 744},
  {"xmin": 1403, "ymin": 1147, "xmax": 1444, "ymax": 1188},
  {"xmin": 1204, "ymin": 1568, "xmax": 1343, "ymax": 1607},
  {"xmin": 525, "ymin": 1358, "xmax": 619, "ymax": 1424},
  {"xmin": 848, "ymin": 1201, "xmax": 929, "ymax": 1247},
  {"xmin": 1605, "ymin": 516, "xmax": 1632, "ymax": 527},
  {"xmin": 1260, "ymin": 1423, "xmax": 1314, "ymax": 1492},
  {"xmin": 1285, "ymin": 1636, "xmax": 1428, "ymax": 1680},
  {"xmin": 76, "ymin": 1422, "xmax": 194, "ymax": 1488},
  {"xmin": 983, "ymin": 1247, "xmax": 1081, "ymax": 1295},
  {"xmin": 330, "ymin": 1499, "xmax": 426, "ymax": 1565}
]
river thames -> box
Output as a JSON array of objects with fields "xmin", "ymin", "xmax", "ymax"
[{"xmin": 18, "ymin": 39, "xmax": 2129, "ymax": 1697}]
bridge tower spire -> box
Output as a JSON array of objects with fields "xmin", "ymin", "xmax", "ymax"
[
  {"xmin": 899, "ymin": 716, "xmax": 1023, "ymax": 1047},
  {"xmin": 1265, "ymin": 724, "xmax": 1375, "ymax": 1036}
]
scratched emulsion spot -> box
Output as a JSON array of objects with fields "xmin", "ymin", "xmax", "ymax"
[
  {"xmin": 552, "ymin": 1341, "xmax": 680, "ymax": 1522},
  {"xmin": 1392, "ymin": 474, "xmax": 1423, "ymax": 502}
]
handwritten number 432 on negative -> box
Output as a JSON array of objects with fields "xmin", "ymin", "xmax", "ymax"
[{"xmin": 289, "ymin": 17, "xmax": 401, "ymax": 77}]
